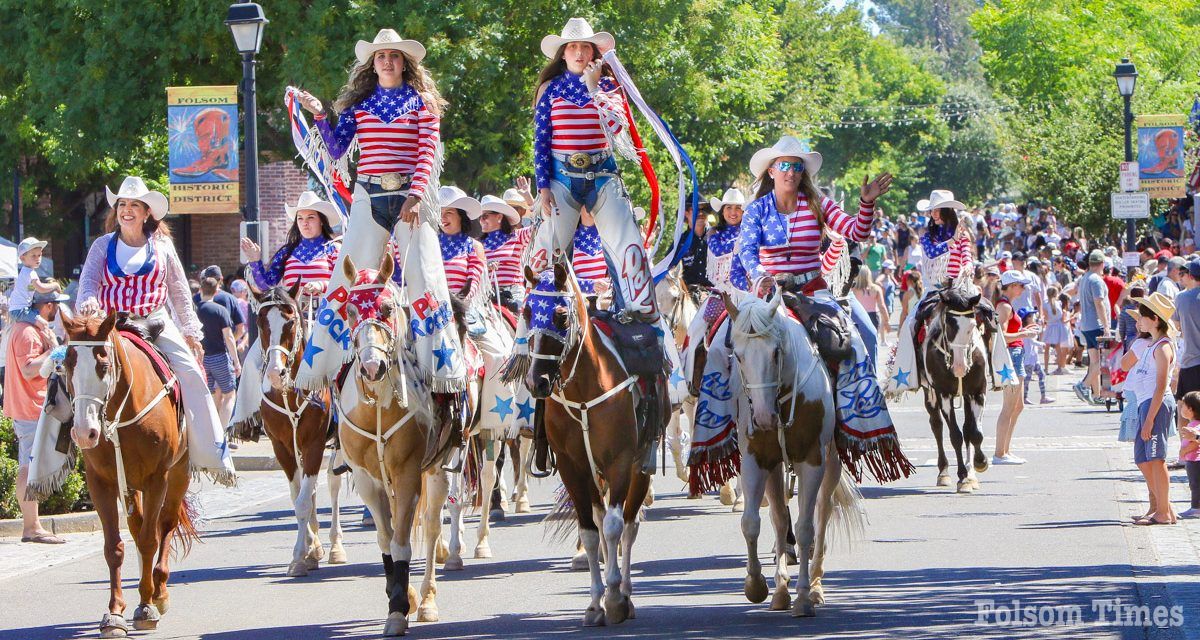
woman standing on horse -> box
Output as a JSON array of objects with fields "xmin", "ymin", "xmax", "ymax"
[
  {"xmin": 75, "ymin": 176, "xmax": 235, "ymax": 483},
  {"xmin": 230, "ymin": 191, "xmax": 342, "ymax": 436},
  {"xmin": 526, "ymin": 18, "xmax": 657, "ymax": 323},
  {"xmin": 885, "ymin": 189, "xmax": 977, "ymax": 395}
]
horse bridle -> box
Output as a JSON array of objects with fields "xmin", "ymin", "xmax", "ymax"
[
  {"xmin": 933, "ymin": 305, "xmax": 980, "ymax": 401},
  {"xmin": 258, "ymin": 296, "xmax": 307, "ymax": 388},
  {"xmin": 346, "ymin": 287, "xmax": 404, "ymax": 406},
  {"xmin": 528, "ymin": 288, "xmax": 587, "ymax": 392}
]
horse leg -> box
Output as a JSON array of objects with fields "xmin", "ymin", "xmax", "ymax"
[
  {"xmin": 671, "ymin": 402, "xmax": 692, "ymax": 484},
  {"xmin": 443, "ymin": 471, "xmax": 466, "ymax": 571},
  {"xmin": 790, "ymin": 461, "xmax": 824, "ymax": 618},
  {"xmin": 296, "ymin": 472, "xmax": 322, "ymax": 570},
  {"xmin": 277, "ymin": 450, "xmax": 310, "ymax": 578},
  {"xmin": 619, "ymin": 471, "xmax": 650, "ymax": 620},
  {"xmin": 601, "ymin": 465, "xmax": 632, "ymax": 625},
  {"xmin": 944, "ymin": 400, "xmax": 971, "ymax": 493},
  {"xmin": 327, "ymin": 448, "xmax": 348, "ymax": 564},
  {"xmin": 765, "ymin": 466, "xmax": 792, "ymax": 611},
  {"xmin": 419, "ymin": 470, "xmax": 452, "ymax": 622},
  {"xmin": 965, "ymin": 393, "xmax": 987, "ymax": 488},
  {"xmin": 475, "ymin": 437, "xmax": 498, "ymax": 559},
  {"xmin": 559, "ymin": 457, "xmax": 605, "ymax": 627},
  {"xmin": 151, "ymin": 457, "xmax": 191, "ymax": 616},
  {"xmin": 925, "ymin": 389, "xmax": 951, "ymax": 487},
  {"xmin": 514, "ymin": 437, "xmax": 532, "ymax": 513},
  {"xmin": 132, "ymin": 477, "xmax": 167, "ymax": 631},
  {"xmin": 739, "ymin": 452, "xmax": 770, "ymax": 604},
  {"xmin": 356, "ymin": 477, "xmax": 396, "ymax": 598},
  {"xmin": 382, "ymin": 468, "xmax": 422, "ymax": 637},
  {"xmin": 809, "ymin": 444, "xmax": 841, "ymax": 606},
  {"xmin": 89, "ymin": 470, "xmax": 130, "ymax": 639}
]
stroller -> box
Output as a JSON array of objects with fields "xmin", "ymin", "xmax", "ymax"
[{"xmin": 1095, "ymin": 335, "xmax": 1126, "ymax": 413}]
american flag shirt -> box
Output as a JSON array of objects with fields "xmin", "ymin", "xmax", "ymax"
[
  {"xmin": 316, "ymin": 83, "xmax": 440, "ymax": 198},
  {"xmin": 533, "ymin": 72, "xmax": 626, "ymax": 190},
  {"xmin": 738, "ymin": 191, "xmax": 875, "ymax": 279},
  {"xmin": 249, "ymin": 237, "xmax": 340, "ymax": 292},
  {"xmin": 572, "ymin": 224, "xmax": 609, "ymax": 294},
  {"xmin": 100, "ymin": 234, "xmax": 167, "ymax": 317},
  {"xmin": 439, "ymin": 232, "xmax": 486, "ymax": 300},
  {"xmin": 920, "ymin": 224, "xmax": 971, "ymax": 280},
  {"xmin": 704, "ymin": 225, "xmax": 749, "ymax": 291},
  {"xmin": 483, "ymin": 226, "xmax": 534, "ymax": 288}
]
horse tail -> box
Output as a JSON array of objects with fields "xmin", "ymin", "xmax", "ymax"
[
  {"xmin": 541, "ymin": 483, "xmax": 577, "ymax": 546},
  {"xmin": 822, "ymin": 444, "xmax": 867, "ymax": 553},
  {"xmin": 172, "ymin": 494, "xmax": 202, "ymax": 557}
]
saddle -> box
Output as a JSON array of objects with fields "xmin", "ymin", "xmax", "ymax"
[
  {"xmin": 589, "ymin": 310, "xmax": 665, "ymax": 378},
  {"xmin": 118, "ymin": 329, "xmax": 183, "ymax": 410},
  {"xmin": 779, "ymin": 291, "xmax": 854, "ymax": 365}
]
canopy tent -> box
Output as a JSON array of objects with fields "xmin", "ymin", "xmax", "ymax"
[{"xmin": 0, "ymin": 236, "xmax": 53, "ymax": 280}]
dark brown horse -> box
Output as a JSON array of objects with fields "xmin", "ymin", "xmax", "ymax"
[
  {"xmin": 523, "ymin": 262, "xmax": 665, "ymax": 626},
  {"xmin": 252, "ymin": 283, "xmax": 347, "ymax": 576},
  {"xmin": 62, "ymin": 311, "xmax": 199, "ymax": 638}
]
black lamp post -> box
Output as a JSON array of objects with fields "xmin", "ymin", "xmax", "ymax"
[
  {"xmin": 225, "ymin": 2, "xmax": 268, "ymax": 237},
  {"xmin": 1113, "ymin": 58, "xmax": 1138, "ymax": 255}
]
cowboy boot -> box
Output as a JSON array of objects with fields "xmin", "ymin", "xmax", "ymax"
[{"xmin": 531, "ymin": 399, "xmax": 553, "ymax": 477}]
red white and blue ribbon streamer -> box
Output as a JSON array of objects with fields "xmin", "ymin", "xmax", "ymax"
[{"xmin": 285, "ymin": 86, "xmax": 352, "ymax": 227}]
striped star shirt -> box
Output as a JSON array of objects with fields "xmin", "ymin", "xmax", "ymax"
[
  {"xmin": 316, "ymin": 84, "xmax": 440, "ymax": 199},
  {"xmin": 439, "ymin": 232, "xmax": 486, "ymax": 300},
  {"xmin": 572, "ymin": 224, "xmax": 609, "ymax": 294},
  {"xmin": 250, "ymin": 237, "xmax": 340, "ymax": 292},
  {"xmin": 533, "ymin": 73, "xmax": 626, "ymax": 190},
  {"xmin": 738, "ymin": 192, "xmax": 875, "ymax": 279},
  {"xmin": 483, "ymin": 226, "xmax": 534, "ymax": 288}
]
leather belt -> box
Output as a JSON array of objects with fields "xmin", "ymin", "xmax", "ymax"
[{"xmin": 554, "ymin": 150, "xmax": 612, "ymax": 168}]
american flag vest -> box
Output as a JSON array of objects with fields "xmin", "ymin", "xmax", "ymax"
[
  {"xmin": 439, "ymin": 232, "xmax": 483, "ymax": 297},
  {"xmin": 279, "ymin": 240, "xmax": 339, "ymax": 287},
  {"xmin": 100, "ymin": 234, "xmax": 167, "ymax": 316}
]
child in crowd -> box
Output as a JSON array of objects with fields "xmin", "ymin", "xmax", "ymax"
[
  {"xmin": 1042, "ymin": 286, "xmax": 1071, "ymax": 374},
  {"xmin": 1020, "ymin": 309, "xmax": 1053, "ymax": 404},
  {"xmin": 8, "ymin": 238, "xmax": 61, "ymax": 324},
  {"xmin": 1179, "ymin": 391, "xmax": 1200, "ymax": 519}
]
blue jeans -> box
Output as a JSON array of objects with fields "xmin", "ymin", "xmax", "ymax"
[
  {"xmin": 358, "ymin": 180, "xmax": 411, "ymax": 231},
  {"xmin": 551, "ymin": 157, "xmax": 618, "ymax": 211}
]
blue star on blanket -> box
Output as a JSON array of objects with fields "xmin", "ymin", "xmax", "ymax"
[{"xmin": 490, "ymin": 395, "xmax": 514, "ymax": 421}]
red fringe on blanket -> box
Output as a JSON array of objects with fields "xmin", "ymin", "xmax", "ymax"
[{"xmin": 835, "ymin": 424, "xmax": 915, "ymax": 484}]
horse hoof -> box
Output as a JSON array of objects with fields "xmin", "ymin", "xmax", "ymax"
[
  {"xmin": 968, "ymin": 477, "xmax": 981, "ymax": 490},
  {"xmin": 732, "ymin": 499, "xmax": 745, "ymax": 513},
  {"xmin": 975, "ymin": 456, "xmax": 991, "ymax": 473},
  {"xmin": 604, "ymin": 592, "xmax": 630, "ymax": 625},
  {"xmin": 719, "ymin": 485, "xmax": 736, "ymax": 506},
  {"xmin": 809, "ymin": 587, "xmax": 825, "ymax": 605},
  {"xmin": 643, "ymin": 489, "xmax": 655, "ymax": 507},
  {"xmin": 745, "ymin": 573, "xmax": 769, "ymax": 603},
  {"xmin": 571, "ymin": 551, "xmax": 589, "ymax": 571},
  {"xmin": 99, "ymin": 613, "xmax": 130, "ymax": 639},
  {"xmin": 417, "ymin": 603, "xmax": 439, "ymax": 623},
  {"xmin": 153, "ymin": 593, "xmax": 171, "ymax": 615},
  {"xmin": 675, "ymin": 467, "xmax": 690, "ymax": 484},
  {"xmin": 435, "ymin": 538, "xmax": 450, "ymax": 564},
  {"xmin": 936, "ymin": 474, "xmax": 952, "ymax": 487},
  {"xmin": 515, "ymin": 497, "xmax": 531, "ymax": 513},
  {"xmin": 785, "ymin": 548, "xmax": 798, "ymax": 566},
  {"xmin": 770, "ymin": 587, "xmax": 792, "ymax": 611},
  {"xmin": 626, "ymin": 596, "xmax": 636, "ymax": 619},
  {"xmin": 956, "ymin": 480, "xmax": 974, "ymax": 494},
  {"xmin": 687, "ymin": 491, "xmax": 702, "ymax": 500},
  {"xmin": 582, "ymin": 606, "xmax": 606, "ymax": 627},
  {"xmin": 304, "ymin": 556, "xmax": 321, "ymax": 570},
  {"xmin": 382, "ymin": 612, "xmax": 409, "ymax": 636},
  {"xmin": 490, "ymin": 508, "xmax": 506, "ymax": 522},
  {"xmin": 287, "ymin": 560, "xmax": 309, "ymax": 577},
  {"xmin": 329, "ymin": 544, "xmax": 348, "ymax": 565},
  {"xmin": 132, "ymin": 604, "xmax": 160, "ymax": 631},
  {"xmin": 308, "ymin": 544, "xmax": 326, "ymax": 562},
  {"xmin": 474, "ymin": 542, "xmax": 493, "ymax": 559},
  {"xmin": 792, "ymin": 598, "xmax": 816, "ymax": 617}
]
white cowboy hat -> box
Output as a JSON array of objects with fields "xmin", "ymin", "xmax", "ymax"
[
  {"xmin": 479, "ymin": 194, "xmax": 520, "ymax": 224},
  {"xmin": 285, "ymin": 190, "xmax": 340, "ymax": 225},
  {"xmin": 918, "ymin": 189, "xmax": 966, "ymax": 212},
  {"xmin": 106, "ymin": 176, "xmax": 169, "ymax": 220},
  {"xmin": 501, "ymin": 188, "xmax": 529, "ymax": 208},
  {"xmin": 709, "ymin": 187, "xmax": 747, "ymax": 213},
  {"xmin": 915, "ymin": 199, "xmax": 930, "ymax": 213},
  {"xmin": 540, "ymin": 18, "xmax": 615, "ymax": 59},
  {"xmin": 749, "ymin": 136, "xmax": 822, "ymax": 179},
  {"xmin": 355, "ymin": 28, "xmax": 426, "ymax": 65},
  {"xmin": 438, "ymin": 185, "xmax": 482, "ymax": 220}
]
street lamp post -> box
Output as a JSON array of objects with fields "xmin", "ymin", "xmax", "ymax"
[
  {"xmin": 1113, "ymin": 58, "xmax": 1138, "ymax": 256},
  {"xmin": 225, "ymin": 2, "xmax": 268, "ymax": 239}
]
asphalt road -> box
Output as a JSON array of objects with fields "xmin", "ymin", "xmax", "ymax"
[{"xmin": 3, "ymin": 371, "xmax": 1197, "ymax": 640}]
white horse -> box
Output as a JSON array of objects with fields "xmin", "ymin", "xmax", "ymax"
[{"xmin": 723, "ymin": 290, "xmax": 865, "ymax": 615}]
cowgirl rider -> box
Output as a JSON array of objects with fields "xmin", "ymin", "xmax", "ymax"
[
  {"xmin": 478, "ymin": 193, "xmax": 533, "ymax": 314},
  {"xmin": 527, "ymin": 18, "xmax": 658, "ymax": 322},
  {"xmin": 75, "ymin": 176, "xmax": 235, "ymax": 483},
  {"xmin": 230, "ymin": 191, "xmax": 342, "ymax": 435}
]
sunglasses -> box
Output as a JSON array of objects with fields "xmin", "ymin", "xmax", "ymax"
[{"xmin": 773, "ymin": 160, "xmax": 805, "ymax": 173}]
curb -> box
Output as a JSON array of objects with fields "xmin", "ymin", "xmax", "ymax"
[{"xmin": 0, "ymin": 454, "xmax": 282, "ymax": 537}]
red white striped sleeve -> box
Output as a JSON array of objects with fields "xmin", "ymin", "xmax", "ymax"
[
  {"xmin": 820, "ymin": 235, "xmax": 846, "ymax": 276},
  {"xmin": 410, "ymin": 106, "xmax": 440, "ymax": 199},
  {"xmin": 946, "ymin": 235, "xmax": 973, "ymax": 279},
  {"xmin": 822, "ymin": 197, "xmax": 875, "ymax": 243},
  {"xmin": 464, "ymin": 241, "xmax": 486, "ymax": 302}
]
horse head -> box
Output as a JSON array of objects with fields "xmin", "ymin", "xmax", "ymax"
[
  {"xmin": 523, "ymin": 261, "xmax": 580, "ymax": 399},
  {"xmin": 255, "ymin": 281, "xmax": 304, "ymax": 392},
  {"xmin": 343, "ymin": 254, "xmax": 401, "ymax": 387},
  {"xmin": 61, "ymin": 310, "xmax": 120, "ymax": 450},
  {"xmin": 935, "ymin": 287, "xmax": 982, "ymax": 379},
  {"xmin": 725, "ymin": 286, "xmax": 788, "ymax": 432}
]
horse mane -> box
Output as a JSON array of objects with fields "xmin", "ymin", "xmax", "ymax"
[
  {"xmin": 939, "ymin": 287, "xmax": 978, "ymax": 313},
  {"xmin": 730, "ymin": 296, "xmax": 784, "ymax": 341}
]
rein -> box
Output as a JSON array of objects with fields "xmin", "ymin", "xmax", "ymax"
[
  {"xmin": 931, "ymin": 305, "xmax": 980, "ymax": 405},
  {"xmin": 259, "ymin": 294, "xmax": 319, "ymax": 473}
]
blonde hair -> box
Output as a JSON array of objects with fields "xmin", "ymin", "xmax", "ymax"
[
  {"xmin": 334, "ymin": 53, "xmax": 446, "ymax": 116},
  {"xmin": 853, "ymin": 265, "xmax": 874, "ymax": 291}
]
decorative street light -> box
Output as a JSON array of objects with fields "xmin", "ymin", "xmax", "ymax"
[
  {"xmin": 1113, "ymin": 58, "xmax": 1138, "ymax": 255},
  {"xmin": 226, "ymin": 2, "xmax": 268, "ymax": 238}
]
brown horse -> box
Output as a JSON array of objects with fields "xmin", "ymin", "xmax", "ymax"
[
  {"xmin": 335, "ymin": 255, "xmax": 451, "ymax": 637},
  {"xmin": 252, "ymin": 283, "xmax": 348, "ymax": 576},
  {"xmin": 524, "ymin": 262, "xmax": 664, "ymax": 626},
  {"xmin": 62, "ymin": 311, "xmax": 199, "ymax": 638}
]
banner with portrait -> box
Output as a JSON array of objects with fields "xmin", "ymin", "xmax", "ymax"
[
  {"xmin": 1135, "ymin": 114, "xmax": 1187, "ymax": 198},
  {"xmin": 167, "ymin": 86, "xmax": 240, "ymax": 213}
]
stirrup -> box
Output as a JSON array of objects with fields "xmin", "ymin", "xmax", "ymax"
[
  {"xmin": 441, "ymin": 445, "xmax": 464, "ymax": 473},
  {"xmin": 530, "ymin": 448, "xmax": 555, "ymax": 479}
]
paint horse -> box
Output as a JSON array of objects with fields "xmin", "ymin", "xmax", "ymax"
[
  {"xmin": 524, "ymin": 262, "xmax": 668, "ymax": 626},
  {"xmin": 723, "ymin": 290, "xmax": 865, "ymax": 616},
  {"xmin": 62, "ymin": 311, "xmax": 200, "ymax": 638},
  {"xmin": 334, "ymin": 256, "xmax": 453, "ymax": 637},
  {"xmin": 655, "ymin": 265, "xmax": 699, "ymax": 485},
  {"xmin": 251, "ymin": 283, "xmax": 348, "ymax": 576}
]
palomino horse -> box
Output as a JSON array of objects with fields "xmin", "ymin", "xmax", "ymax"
[
  {"xmin": 655, "ymin": 264, "xmax": 698, "ymax": 485},
  {"xmin": 335, "ymin": 256, "xmax": 451, "ymax": 637},
  {"xmin": 62, "ymin": 312, "xmax": 200, "ymax": 638},
  {"xmin": 723, "ymin": 290, "xmax": 864, "ymax": 616},
  {"xmin": 917, "ymin": 287, "xmax": 990, "ymax": 493},
  {"xmin": 253, "ymin": 283, "xmax": 347, "ymax": 576},
  {"xmin": 524, "ymin": 262, "xmax": 666, "ymax": 626}
]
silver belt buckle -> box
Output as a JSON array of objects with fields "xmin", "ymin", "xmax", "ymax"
[{"xmin": 380, "ymin": 173, "xmax": 406, "ymax": 191}]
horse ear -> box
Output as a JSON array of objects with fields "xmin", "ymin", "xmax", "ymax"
[
  {"xmin": 341, "ymin": 255, "xmax": 357, "ymax": 282},
  {"xmin": 378, "ymin": 253, "xmax": 394, "ymax": 283},
  {"xmin": 969, "ymin": 292, "xmax": 982, "ymax": 307},
  {"xmin": 98, "ymin": 311, "xmax": 118, "ymax": 337},
  {"xmin": 768, "ymin": 285, "xmax": 782, "ymax": 312},
  {"xmin": 286, "ymin": 282, "xmax": 301, "ymax": 301},
  {"xmin": 553, "ymin": 260, "xmax": 569, "ymax": 288},
  {"xmin": 720, "ymin": 290, "xmax": 738, "ymax": 321},
  {"xmin": 524, "ymin": 265, "xmax": 538, "ymax": 288},
  {"xmin": 57, "ymin": 303, "xmax": 74, "ymax": 325}
]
